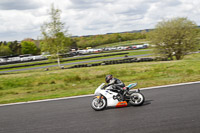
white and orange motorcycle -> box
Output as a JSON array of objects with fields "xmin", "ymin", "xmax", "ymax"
[{"xmin": 91, "ymin": 83, "xmax": 145, "ymax": 111}]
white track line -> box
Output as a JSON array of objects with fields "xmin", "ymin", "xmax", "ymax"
[
  {"xmin": 140, "ymin": 81, "xmax": 200, "ymax": 90},
  {"xmin": 0, "ymin": 81, "xmax": 200, "ymax": 107}
]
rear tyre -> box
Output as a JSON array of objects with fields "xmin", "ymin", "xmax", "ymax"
[
  {"xmin": 91, "ymin": 97, "xmax": 107, "ymax": 111},
  {"xmin": 129, "ymin": 92, "xmax": 145, "ymax": 106}
]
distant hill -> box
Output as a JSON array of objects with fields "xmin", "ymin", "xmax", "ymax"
[{"xmin": 72, "ymin": 28, "xmax": 153, "ymax": 38}]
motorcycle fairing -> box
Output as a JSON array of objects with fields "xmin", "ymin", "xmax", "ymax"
[
  {"xmin": 99, "ymin": 90, "xmax": 128, "ymax": 107},
  {"xmin": 100, "ymin": 89, "xmax": 120, "ymax": 107},
  {"xmin": 127, "ymin": 83, "xmax": 137, "ymax": 89},
  {"xmin": 115, "ymin": 101, "xmax": 128, "ymax": 107}
]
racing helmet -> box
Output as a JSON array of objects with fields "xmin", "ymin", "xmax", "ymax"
[{"xmin": 105, "ymin": 74, "xmax": 113, "ymax": 83}]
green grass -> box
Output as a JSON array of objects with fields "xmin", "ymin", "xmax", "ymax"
[{"xmin": 0, "ymin": 53, "xmax": 200, "ymax": 104}]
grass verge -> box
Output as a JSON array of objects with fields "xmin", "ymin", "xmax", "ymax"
[{"xmin": 0, "ymin": 53, "xmax": 200, "ymax": 104}]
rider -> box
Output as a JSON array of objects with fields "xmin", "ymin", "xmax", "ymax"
[{"xmin": 103, "ymin": 74, "xmax": 126, "ymax": 101}]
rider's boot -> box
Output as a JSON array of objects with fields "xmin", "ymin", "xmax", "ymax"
[{"xmin": 121, "ymin": 87, "xmax": 128, "ymax": 101}]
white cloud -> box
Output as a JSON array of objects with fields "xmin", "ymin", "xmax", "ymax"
[
  {"xmin": 0, "ymin": 0, "xmax": 44, "ymax": 10},
  {"xmin": 0, "ymin": 0, "xmax": 200, "ymax": 41}
]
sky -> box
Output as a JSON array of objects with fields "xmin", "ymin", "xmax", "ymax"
[{"xmin": 0, "ymin": 0, "xmax": 199, "ymax": 41}]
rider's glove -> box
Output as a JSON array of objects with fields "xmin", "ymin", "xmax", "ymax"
[
  {"xmin": 102, "ymin": 85, "xmax": 108, "ymax": 89},
  {"xmin": 108, "ymin": 83, "xmax": 114, "ymax": 87}
]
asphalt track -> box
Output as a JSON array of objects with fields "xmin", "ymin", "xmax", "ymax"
[{"xmin": 0, "ymin": 82, "xmax": 200, "ymax": 133}]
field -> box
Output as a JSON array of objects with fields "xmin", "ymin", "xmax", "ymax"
[{"xmin": 0, "ymin": 52, "xmax": 200, "ymax": 104}]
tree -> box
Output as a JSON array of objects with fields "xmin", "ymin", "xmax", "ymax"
[
  {"xmin": 70, "ymin": 38, "xmax": 78, "ymax": 50},
  {"xmin": 8, "ymin": 40, "xmax": 22, "ymax": 55},
  {"xmin": 40, "ymin": 4, "xmax": 71, "ymax": 67},
  {"xmin": 21, "ymin": 41, "xmax": 39, "ymax": 55},
  {"xmin": 0, "ymin": 43, "xmax": 12, "ymax": 56},
  {"xmin": 149, "ymin": 17, "xmax": 198, "ymax": 60}
]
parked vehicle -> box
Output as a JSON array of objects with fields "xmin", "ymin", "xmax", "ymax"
[{"xmin": 32, "ymin": 55, "xmax": 47, "ymax": 60}]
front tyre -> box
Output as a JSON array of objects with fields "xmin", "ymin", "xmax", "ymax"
[
  {"xmin": 129, "ymin": 92, "xmax": 145, "ymax": 106},
  {"xmin": 91, "ymin": 97, "xmax": 107, "ymax": 111}
]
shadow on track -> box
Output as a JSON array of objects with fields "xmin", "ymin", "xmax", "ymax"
[
  {"xmin": 102, "ymin": 99, "xmax": 153, "ymax": 111},
  {"xmin": 143, "ymin": 99, "xmax": 153, "ymax": 106}
]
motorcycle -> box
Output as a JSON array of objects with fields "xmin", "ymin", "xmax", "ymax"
[{"xmin": 91, "ymin": 83, "xmax": 145, "ymax": 111}]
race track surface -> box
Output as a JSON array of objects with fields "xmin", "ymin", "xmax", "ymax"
[{"xmin": 0, "ymin": 83, "xmax": 200, "ymax": 133}]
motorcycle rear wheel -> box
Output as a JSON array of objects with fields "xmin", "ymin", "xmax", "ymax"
[
  {"xmin": 129, "ymin": 92, "xmax": 145, "ymax": 106},
  {"xmin": 91, "ymin": 97, "xmax": 107, "ymax": 111}
]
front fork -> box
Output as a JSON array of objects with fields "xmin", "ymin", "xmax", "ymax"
[{"xmin": 96, "ymin": 94, "xmax": 103, "ymax": 103}]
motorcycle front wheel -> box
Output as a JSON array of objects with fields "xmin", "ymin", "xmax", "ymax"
[
  {"xmin": 129, "ymin": 92, "xmax": 145, "ymax": 106},
  {"xmin": 91, "ymin": 97, "xmax": 107, "ymax": 111}
]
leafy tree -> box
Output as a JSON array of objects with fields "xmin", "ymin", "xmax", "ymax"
[
  {"xmin": 21, "ymin": 41, "xmax": 39, "ymax": 55},
  {"xmin": 149, "ymin": 17, "xmax": 198, "ymax": 60},
  {"xmin": 8, "ymin": 41, "xmax": 21, "ymax": 55},
  {"xmin": 40, "ymin": 4, "xmax": 71, "ymax": 67},
  {"xmin": 70, "ymin": 39, "xmax": 78, "ymax": 50},
  {"xmin": 0, "ymin": 43, "xmax": 12, "ymax": 56}
]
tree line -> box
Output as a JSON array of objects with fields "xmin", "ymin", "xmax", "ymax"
[
  {"xmin": 0, "ymin": 32, "xmax": 146, "ymax": 57},
  {"xmin": 0, "ymin": 39, "xmax": 40, "ymax": 56},
  {"xmin": 74, "ymin": 32, "xmax": 146, "ymax": 48}
]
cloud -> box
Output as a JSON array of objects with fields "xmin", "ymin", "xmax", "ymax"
[
  {"xmin": 63, "ymin": 0, "xmax": 155, "ymax": 35},
  {"xmin": 0, "ymin": 0, "xmax": 44, "ymax": 10},
  {"xmin": 0, "ymin": 0, "xmax": 200, "ymax": 41},
  {"xmin": 68, "ymin": 0, "xmax": 115, "ymax": 9}
]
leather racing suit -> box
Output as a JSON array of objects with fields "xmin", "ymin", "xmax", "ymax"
[{"xmin": 106, "ymin": 78, "xmax": 126, "ymax": 101}]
